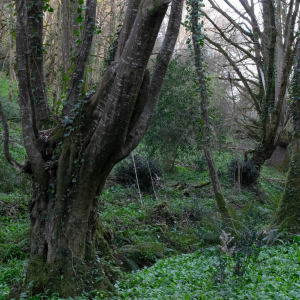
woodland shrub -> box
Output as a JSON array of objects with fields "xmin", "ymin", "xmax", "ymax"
[
  {"xmin": 143, "ymin": 57, "xmax": 202, "ymax": 172},
  {"xmin": 114, "ymin": 155, "xmax": 162, "ymax": 193},
  {"xmin": 227, "ymin": 159, "xmax": 260, "ymax": 187}
]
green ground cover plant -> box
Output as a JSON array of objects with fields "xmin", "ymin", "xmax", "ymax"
[
  {"xmin": 115, "ymin": 237, "xmax": 300, "ymax": 300},
  {"xmin": 0, "ymin": 93, "xmax": 294, "ymax": 300}
]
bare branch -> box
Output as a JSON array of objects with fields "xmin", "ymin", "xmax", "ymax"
[
  {"xmin": 238, "ymin": 0, "xmax": 261, "ymax": 37},
  {"xmin": 218, "ymin": 76, "xmax": 260, "ymax": 87},
  {"xmin": 207, "ymin": 0, "xmax": 255, "ymax": 39},
  {"xmin": 201, "ymin": 10, "xmax": 257, "ymax": 62},
  {"xmin": 223, "ymin": 0, "xmax": 252, "ymax": 25},
  {"xmin": 205, "ymin": 35, "xmax": 261, "ymax": 114}
]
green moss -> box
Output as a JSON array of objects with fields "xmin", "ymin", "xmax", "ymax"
[
  {"xmin": 275, "ymin": 141, "xmax": 300, "ymax": 231},
  {"xmin": 51, "ymin": 126, "xmax": 64, "ymax": 144},
  {"xmin": 18, "ymin": 250, "xmax": 119, "ymax": 299}
]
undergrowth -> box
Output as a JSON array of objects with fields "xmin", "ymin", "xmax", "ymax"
[{"xmin": 0, "ymin": 144, "xmax": 292, "ymax": 300}]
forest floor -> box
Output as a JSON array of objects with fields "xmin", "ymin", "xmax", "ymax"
[{"xmin": 1, "ymin": 158, "xmax": 298, "ymax": 300}]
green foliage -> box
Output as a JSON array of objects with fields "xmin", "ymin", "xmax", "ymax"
[
  {"xmin": 0, "ymin": 98, "xmax": 19, "ymax": 120},
  {"xmin": 0, "ymin": 148, "xmax": 290, "ymax": 299},
  {"xmin": 115, "ymin": 239, "xmax": 300, "ymax": 299},
  {"xmin": 143, "ymin": 57, "xmax": 202, "ymax": 171},
  {"xmin": 192, "ymin": 155, "xmax": 207, "ymax": 172},
  {"xmin": 0, "ymin": 73, "xmax": 18, "ymax": 101},
  {"xmin": 114, "ymin": 154, "xmax": 162, "ymax": 193},
  {"xmin": 0, "ymin": 216, "xmax": 29, "ymax": 300},
  {"xmin": 0, "ymin": 217, "xmax": 29, "ymax": 263}
]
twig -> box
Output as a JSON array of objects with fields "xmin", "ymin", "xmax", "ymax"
[
  {"xmin": 147, "ymin": 159, "xmax": 158, "ymax": 200},
  {"xmin": 132, "ymin": 151, "xmax": 143, "ymax": 207}
]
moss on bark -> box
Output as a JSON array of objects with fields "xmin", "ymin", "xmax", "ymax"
[
  {"xmin": 275, "ymin": 139, "xmax": 300, "ymax": 231},
  {"xmin": 22, "ymin": 228, "xmax": 121, "ymax": 299}
]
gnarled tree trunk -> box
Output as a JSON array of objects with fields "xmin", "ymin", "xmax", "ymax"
[{"xmin": 0, "ymin": 0, "xmax": 183, "ymax": 297}]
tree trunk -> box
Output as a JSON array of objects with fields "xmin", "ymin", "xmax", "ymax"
[
  {"xmin": 267, "ymin": 144, "xmax": 289, "ymax": 170},
  {"xmin": 8, "ymin": 7, "xmax": 14, "ymax": 102},
  {"xmin": 8, "ymin": 0, "xmax": 184, "ymax": 297},
  {"xmin": 275, "ymin": 137, "xmax": 300, "ymax": 231},
  {"xmin": 190, "ymin": 0, "xmax": 235, "ymax": 232},
  {"xmin": 61, "ymin": 0, "xmax": 80, "ymax": 76},
  {"xmin": 275, "ymin": 41, "xmax": 300, "ymax": 231},
  {"xmin": 26, "ymin": 170, "xmax": 118, "ymax": 297}
]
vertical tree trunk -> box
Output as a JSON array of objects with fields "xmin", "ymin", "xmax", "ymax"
[
  {"xmin": 6, "ymin": 0, "xmax": 183, "ymax": 297},
  {"xmin": 275, "ymin": 42, "xmax": 300, "ymax": 231},
  {"xmin": 9, "ymin": 45, "xmax": 14, "ymax": 101},
  {"xmin": 61, "ymin": 0, "xmax": 80, "ymax": 76},
  {"xmin": 8, "ymin": 7, "xmax": 14, "ymax": 102},
  {"xmin": 190, "ymin": 0, "xmax": 234, "ymax": 231},
  {"xmin": 26, "ymin": 167, "xmax": 119, "ymax": 297},
  {"xmin": 275, "ymin": 137, "xmax": 300, "ymax": 230}
]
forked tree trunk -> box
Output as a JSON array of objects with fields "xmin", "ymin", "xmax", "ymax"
[{"xmin": 5, "ymin": 0, "xmax": 184, "ymax": 297}]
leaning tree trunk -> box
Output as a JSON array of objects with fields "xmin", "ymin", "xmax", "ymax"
[
  {"xmin": 190, "ymin": 1, "xmax": 235, "ymax": 232},
  {"xmin": 275, "ymin": 41, "xmax": 300, "ymax": 231},
  {"xmin": 4, "ymin": 0, "xmax": 183, "ymax": 297}
]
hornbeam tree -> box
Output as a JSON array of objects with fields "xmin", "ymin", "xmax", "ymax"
[
  {"xmin": 203, "ymin": 0, "xmax": 300, "ymax": 186},
  {"xmin": 0, "ymin": 0, "xmax": 183, "ymax": 296}
]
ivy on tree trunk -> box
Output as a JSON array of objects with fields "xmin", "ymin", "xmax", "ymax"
[{"xmin": 0, "ymin": 0, "xmax": 184, "ymax": 297}]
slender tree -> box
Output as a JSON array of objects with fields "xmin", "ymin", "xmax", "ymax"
[
  {"xmin": 189, "ymin": 0, "xmax": 235, "ymax": 231},
  {"xmin": 0, "ymin": 0, "xmax": 183, "ymax": 296},
  {"xmin": 275, "ymin": 41, "xmax": 300, "ymax": 231},
  {"xmin": 203, "ymin": 0, "xmax": 300, "ymax": 187}
]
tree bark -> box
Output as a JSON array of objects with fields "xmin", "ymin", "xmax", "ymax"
[
  {"xmin": 9, "ymin": 0, "xmax": 183, "ymax": 296},
  {"xmin": 61, "ymin": 0, "xmax": 80, "ymax": 76},
  {"xmin": 275, "ymin": 41, "xmax": 300, "ymax": 231},
  {"xmin": 190, "ymin": 0, "xmax": 235, "ymax": 232}
]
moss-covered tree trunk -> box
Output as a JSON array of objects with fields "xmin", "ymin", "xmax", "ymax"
[
  {"xmin": 0, "ymin": 0, "xmax": 184, "ymax": 297},
  {"xmin": 26, "ymin": 167, "xmax": 118, "ymax": 296},
  {"xmin": 275, "ymin": 136, "xmax": 300, "ymax": 230},
  {"xmin": 275, "ymin": 41, "xmax": 300, "ymax": 231},
  {"xmin": 190, "ymin": 0, "xmax": 235, "ymax": 232}
]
